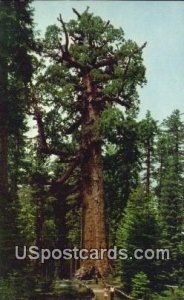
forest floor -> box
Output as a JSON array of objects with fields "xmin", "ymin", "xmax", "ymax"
[{"xmin": 88, "ymin": 282, "xmax": 121, "ymax": 300}]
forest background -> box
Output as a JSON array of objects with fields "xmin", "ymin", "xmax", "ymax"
[{"xmin": 0, "ymin": 1, "xmax": 184, "ymax": 299}]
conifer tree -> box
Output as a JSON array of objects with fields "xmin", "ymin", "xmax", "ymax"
[
  {"xmin": 31, "ymin": 8, "xmax": 146, "ymax": 275},
  {"xmin": 139, "ymin": 111, "xmax": 158, "ymax": 194},
  {"xmin": 0, "ymin": 0, "xmax": 35, "ymax": 276},
  {"xmin": 117, "ymin": 186, "xmax": 159, "ymax": 292},
  {"xmin": 102, "ymin": 108, "xmax": 141, "ymax": 244},
  {"xmin": 158, "ymin": 110, "xmax": 184, "ymax": 284}
]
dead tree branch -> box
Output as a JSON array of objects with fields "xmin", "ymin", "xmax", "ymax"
[{"xmin": 72, "ymin": 8, "xmax": 81, "ymax": 19}]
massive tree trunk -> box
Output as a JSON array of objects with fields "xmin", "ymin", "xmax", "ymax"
[{"xmin": 79, "ymin": 73, "xmax": 110, "ymax": 276}]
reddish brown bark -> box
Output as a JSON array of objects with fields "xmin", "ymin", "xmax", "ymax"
[{"xmin": 80, "ymin": 73, "xmax": 110, "ymax": 276}]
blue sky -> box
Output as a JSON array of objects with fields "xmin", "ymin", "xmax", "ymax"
[{"xmin": 32, "ymin": 1, "xmax": 184, "ymax": 121}]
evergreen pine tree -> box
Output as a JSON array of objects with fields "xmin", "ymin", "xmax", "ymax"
[
  {"xmin": 0, "ymin": 0, "xmax": 35, "ymax": 276},
  {"xmin": 158, "ymin": 110, "xmax": 184, "ymax": 285},
  {"xmin": 117, "ymin": 186, "xmax": 160, "ymax": 293},
  {"xmin": 139, "ymin": 111, "xmax": 158, "ymax": 194}
]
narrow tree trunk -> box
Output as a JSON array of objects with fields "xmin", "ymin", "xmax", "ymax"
[
  {"xmin": 158, "ymin": 156, "xmax": 163, "ymax": 198},
  {"xmin": 79, "ymin": 73, "xmax": 110, "ymax": 276},
  {"xmin": 0, "ymin": 58, "xmax": 8, "ymax": 196},
  {"xmin": 34, "ymin": 191, "xmax": 44, "ymax": 276},
  {"xmin": 0, "ymin": 121, "xmax": 8, "ymax": 195},
  {"xmin": 146, "ymin": 140, "xmax": 151, "ymax": 195},
  {"xmin": 0, "ymin": 56, "xmax": 9, "ymax": 276}
]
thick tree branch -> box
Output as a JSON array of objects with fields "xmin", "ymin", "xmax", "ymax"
[
  {"xmin": 94, "ymin": 56, "xmax": 117, "ymax": 68},
  {"xmin": 65, "ymin": 55, "xmax": 84, "ymax": 69},
  {"xmin": 65, "ymin": 184, "xmax": 80, "ymax": 197},
  {"xmin": 111, "ymin": 97, "xmax": 130, "ymax": 108},
  {"xmin": 58, "ymin": 14, "xmax": 69, "ymax": 52},
  {"xmin": 123, "ymin": 56, "xmax": 131, "ymax": 78},
  {"xmin": 57, "ymin": 14, "xmax": 84, "ymax": 70},
  {"xmin": 94, "ymin": 42, "xmax": 146, "ymax": 70},
  {"xmin": 40, "ymin": 147, "xmax": 76, "ymax": 160},
  {"xmin": 30, "ymin": 95, "xmax": 77, "ymax": 161},
  {"xmin": 95, "ymin": 94, "xmax": 131, "ymax": 108},
  {"xmin": 56, "ymin": 155, "xmax": 80, "ymax": 185},
  {"xmin": 31, "ymin": 96, "xmax": 48, "ymax": 150}
]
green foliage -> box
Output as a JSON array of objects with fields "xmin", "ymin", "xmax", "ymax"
[
  {"xmin": 1, "ymin": 2, "xmax": 184, "ymax": 297},
  {"xmin": 18, "ymin": 176, "xmax": 58, "ymax": 248},
  {"xmin": 18, "ymin": 186, "xmax": 36, "ymax": 245},
  {"xmin": 0, "ymin": 0, "xmax": 35, "ymax": 276},
  {"xmin": 157, "ymin": 110, "xmax": 184, "ymax": 285},
  {"xmin": 40, "ymin": 7, "xmax": 146, "ymax": 130},
  {"xmin": 0, "ymin": 272, "xmax": 35, "ymax": 300},
  {"xmin": 103, "ymin": 108, "xmax": 141, "ymax": 243},
  {"xmin": 117, "ymin": 186, "xmax": 160, "ymax": 292},
  {"xmin": 0, "ymin": 0, "xmax": 35, "ymax": 121},
  {"xmin": 51, "ymin": 280, "xmax": 93, "ymax": 298},
  {"xmin": 153, "ymin": 287, "xmax": 184, "ymax": 300},
  {"xmin": 131, "ymin": 272, "xmax": 151, "ymax": 299},
  {"xmin": 31, "ymin": 9, "xmax": 147, "ymax": 275},
  {"xmin": 139, "ymin": 111, "xmax": 158, "ymax": 193},
  {"xmin": 100, "ymin": 106, "xmax": 124, "ymax": 138},
  {"xmin": 115, "ymin": 110, "xmax": 184, "ymax": 293},
  {"xmin": 0, "ymin": 276, "xmax": 19, "ymax": 300}
]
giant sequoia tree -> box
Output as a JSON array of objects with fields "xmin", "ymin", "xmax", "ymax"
[{"xmin": 31, "ymin": 8, "xmax": 146, "ymax": 275}]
